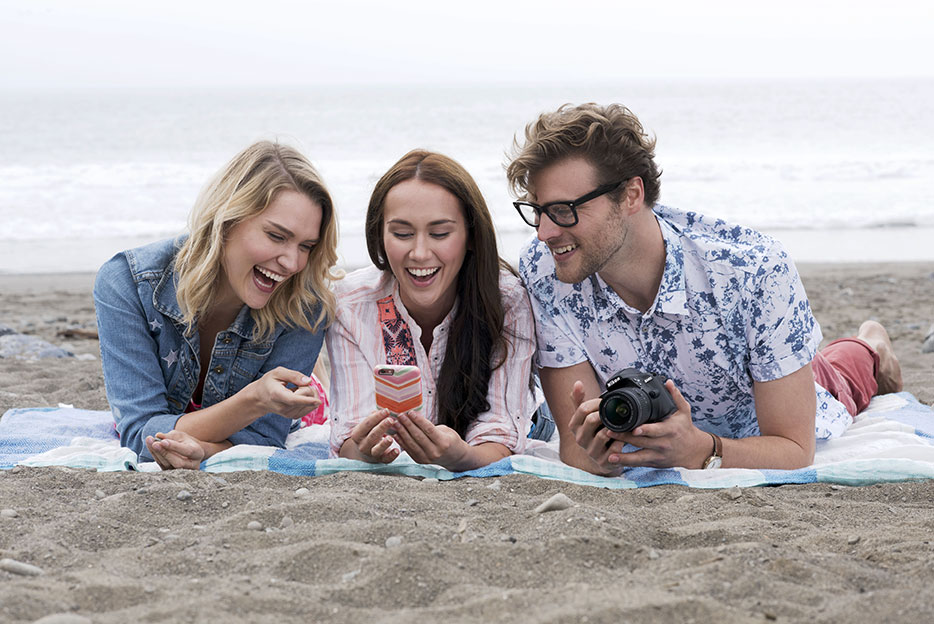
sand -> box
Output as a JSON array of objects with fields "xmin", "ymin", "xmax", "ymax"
[{"xmin": 1, "ymin": 264, "xmax": 933, "ymax": 623}]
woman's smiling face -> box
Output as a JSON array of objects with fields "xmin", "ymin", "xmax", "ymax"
[
  {"xmin": 382, "ymin": 179, "xmax": 468, "ymax": 327},
  {"xmin": 217, "ymin": 189, "xmax": 322, "ymax": 313}
]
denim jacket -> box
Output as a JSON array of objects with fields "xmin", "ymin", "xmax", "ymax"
[{"xmin": 93, "ymin": 237, "xmax": 325, "ymax": 461}]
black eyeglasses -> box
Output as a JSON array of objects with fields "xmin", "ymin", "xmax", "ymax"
[{"xmin": 513, "ymin": 180, "xmax": 626, "ymax": 228}]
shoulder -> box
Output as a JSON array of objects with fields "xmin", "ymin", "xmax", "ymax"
[
  {"xmin": 120, "ymin": 237, "xmax": 185, "ymax": 281},
  {"xmin": 657, "ymin": 206, "xmax": 792, "ymax": 281},
  {"xmin": 332, "ymin": 265, "xmax": 393, "ymax": 304},
  {"xmin": 330, "ymin": 267, "xmax": 394, "ymax": 335},
  {"xmin": 498, "ymin": 266, "xmax": 531, "ymax": 310},
  {"xmin": 94, "ymin": 238, "xmax": 180, "ymax": 299},
  {"xmin": 518, "ymin": 235, "xmax": 558, "ymax": 294}
]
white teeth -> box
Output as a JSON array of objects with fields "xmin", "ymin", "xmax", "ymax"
[
  {"xmin": 552, "ymin": 244, "xmax": 577, "ymax": 255},
  {"xmin": 256, "ymin": 267, "xmax": 285, "ymax": 282},
  {"xmin": 408, "ymin": 267, "xmax": 439, "ymax": 277}
]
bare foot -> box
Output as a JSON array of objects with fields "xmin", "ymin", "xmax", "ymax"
[{"xmin": 857, "ymin": 321, "xmax": 903, "ymax": 395}]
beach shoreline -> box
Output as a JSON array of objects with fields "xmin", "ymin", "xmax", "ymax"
[{"xmin": 2, "ymin": 262, "xmax": 933, "ymax": 623}]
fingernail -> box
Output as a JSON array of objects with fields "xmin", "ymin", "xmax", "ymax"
[{"xmin": 300, "ymin": 376, "xmax": 311, "ymax": 384}]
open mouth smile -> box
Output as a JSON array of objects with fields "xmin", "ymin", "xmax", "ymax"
[
  {"xmin": 253, "ymin": 266, "xmax": 287, "ymax": 292},
  {"xmin": 406, "ymin": 267, "xmax": 440, "ymax": 283},
  {"xmin": 550, "ymin": 244, "xmax": 578, "ymax": 256}
]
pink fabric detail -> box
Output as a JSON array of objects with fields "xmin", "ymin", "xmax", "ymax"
[
  {"xmin": 377, "ymin": 295, "xmax": 418, "ymax": 366},
  {"xmin": 812, "ymin": 337, "xmax": 879, "ymax": 417},
  {"xmin": 300, "ymin": 373, "xmax": 329, "ymax": 427}
]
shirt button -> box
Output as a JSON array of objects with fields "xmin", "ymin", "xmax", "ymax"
[
  {"xmin": 214, "ymin": 365, "xmax": 224, "ymax": 374},
  {"xmin": 642, "ymin": 326, "xmax": 649, "ymax": 333}
]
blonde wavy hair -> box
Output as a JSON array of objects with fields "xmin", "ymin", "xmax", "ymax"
[{"xmin": 174, "ymin": 141, "xmax": 339, "ymax": 339}]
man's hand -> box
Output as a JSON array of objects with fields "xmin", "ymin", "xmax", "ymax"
[
  {"xmin": 564, "ymin": 381, "xmax": 625, "ymax": 476},
  {"xmin": 604, "ymin": 380, "xmax": 710, "ymax": 469}
]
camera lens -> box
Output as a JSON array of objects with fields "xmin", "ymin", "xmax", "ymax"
[{"xmin": 599, "ymin": 390, "xmax": 650, "ymax": 433}]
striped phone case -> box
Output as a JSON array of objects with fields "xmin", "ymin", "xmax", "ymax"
[{"xmin": 373, "ymin": 365, "xmax": 423, "ymax": 415}]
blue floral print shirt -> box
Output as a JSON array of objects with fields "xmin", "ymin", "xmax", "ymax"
[{"xmin": 519, "ymin": 205, "xmax": 851, "ymax": 440}]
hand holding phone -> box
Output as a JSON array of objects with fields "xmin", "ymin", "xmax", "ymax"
[{"xmin": 374, "ymin": 365, "xmax": 423, "ymax": 415}]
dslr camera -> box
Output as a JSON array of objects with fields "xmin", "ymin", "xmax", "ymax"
[{"xmin": 599, "ymin": 368, "xmax": 677, "ymax": 433}]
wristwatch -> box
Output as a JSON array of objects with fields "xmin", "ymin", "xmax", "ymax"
[{"xmin": 702, "ymin": 432, "xmax": 722, "ymax": 469}]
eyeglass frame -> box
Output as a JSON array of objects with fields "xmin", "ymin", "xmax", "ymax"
[{"xmin": 513, "ymin": 179, "xmax": 627, "ymax": 228}]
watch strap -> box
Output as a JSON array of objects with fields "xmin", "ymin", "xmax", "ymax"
[{"xmin": 702, "ymin": 432, "xmax": 722, "ymax": 469}]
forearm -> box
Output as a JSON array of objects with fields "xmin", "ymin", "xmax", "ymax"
[
  {"xmin": 198, "ymin": 438, "xmax": 234, "ymax": 459},
  {"xmin": 717, "ymin": 433, "xmax": 814, "ymax": 470},
  {"xmin": 446, "ymin": 441, "xmax": 511, "ymax": 472},
  {"xmin": 173, "ymin": 385, "xmax": 263, "ymax": 443}
]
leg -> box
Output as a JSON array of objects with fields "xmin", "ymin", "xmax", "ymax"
[{"xmin": 855, "ymin": 321, "xmax": 903, "ymax": 395}]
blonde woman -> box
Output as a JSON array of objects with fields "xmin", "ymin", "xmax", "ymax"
[{"xmin": 94, "ymin": 141, "xmax": 338, "ymax": 469}]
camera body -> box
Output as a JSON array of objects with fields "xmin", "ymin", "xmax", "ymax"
[{"xmin": 598, "ymin": 368, "xmax": 677, "ymax": 433}]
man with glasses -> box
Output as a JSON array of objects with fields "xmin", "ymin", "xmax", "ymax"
[{"xmin": 507, "ymin": 103, "xmax": 902, "ymax": 476}]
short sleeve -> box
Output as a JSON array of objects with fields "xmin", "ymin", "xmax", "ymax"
[
  {"xmin": 518, "ymin": 246, "xmax": 588, "ymax": 370},
  {"xmin": 745, "ymin": 243, "xmax": 822, "ymax": 382}
]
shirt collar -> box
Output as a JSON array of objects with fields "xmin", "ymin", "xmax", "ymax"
[
  {"xmin": 591, "ymin": 211, "xmax": 688, "ymax": 321},
  {"xmin": 390, "ymin": 276, "xmax": 458, "ymax": 339},
  {"xmin": 152, "ymin": 260, "xmax": 257, "ymax": 340}
]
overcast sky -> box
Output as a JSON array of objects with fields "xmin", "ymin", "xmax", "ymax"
[{"xmin": 2, "ymin": 0, "xmax": 932, "ymax": 89}]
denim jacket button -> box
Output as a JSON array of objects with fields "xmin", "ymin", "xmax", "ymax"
[
  {"xmin": 213, "ymin": 365, "xmax": 224, "ymax": 374},
  {"xmin": 222, "ymin": 337, "xmax": 232, "ymax": 344}
]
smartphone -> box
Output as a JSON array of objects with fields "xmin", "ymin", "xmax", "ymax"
[{"xmin": 373, "ymin": 364, "xmax": 423, "ymax": 415}]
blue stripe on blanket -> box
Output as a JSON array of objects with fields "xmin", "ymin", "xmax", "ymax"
[
  {"xmin": 2, "ymin": 391, "xmax": 933, "ymax": 487},
  {"xmin": 0, "ymin": 407, "xmax": 120, "ymax": 469}
]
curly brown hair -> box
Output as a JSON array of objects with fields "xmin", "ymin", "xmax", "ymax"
[{"xmin": 506, "ymin": 103, "xmax": 662, "ymax": 206}]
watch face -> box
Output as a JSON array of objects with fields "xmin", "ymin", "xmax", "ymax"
[{"xmin": 703, "ymin": 456, "xmax": 722, "ymax": 470}]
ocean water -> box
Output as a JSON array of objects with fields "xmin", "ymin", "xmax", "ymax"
[{"xmin": 1, "ymin": 79, "xmax": 933, "ymax": 274}]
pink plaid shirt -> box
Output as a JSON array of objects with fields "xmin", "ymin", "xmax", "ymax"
[{"xmin": 326, "ymin": 265, "xmax": 538, "ymax": 456}]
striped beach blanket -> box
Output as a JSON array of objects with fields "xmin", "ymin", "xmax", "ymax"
[{"xmin": 1, "ymin": 392, "xmax": 932, "ymax": 488}]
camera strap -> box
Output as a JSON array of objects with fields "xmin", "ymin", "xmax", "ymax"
[{"xmin": 377, "ymin": 295, "xmax": 418, "ymax": 367}]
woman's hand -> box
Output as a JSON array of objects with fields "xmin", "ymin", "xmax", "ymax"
[
  {"xmin": 343, "ymin": 409, "xmax": 401, "ymax": 464},
  {"xmin": 391, "ymin": 411, "xmax": 471, "ymax": 469},
  {"xmin": 145, "ymin": 430, "xmax": 207, "ymax": 470},
  {"xmin": 248, "ymin": 366, "xmax": 322, "ymax": 419}
]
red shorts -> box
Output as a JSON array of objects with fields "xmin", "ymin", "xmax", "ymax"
[{"xmin": 811, "ymin": 338, "xmax": 879, "ymax": 417}]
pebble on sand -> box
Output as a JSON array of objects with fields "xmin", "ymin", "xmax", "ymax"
[
  {"xmin": 385, "ymin": 535, "xmax": 403, "ymax": 548},
  {"xmin": 1, "ymin": 508, "xmax": 19, "ymax": 519},
  {"xmin": 535, "ymin": 492, "xmax": 574, "ymax": 513},
  {"xmin": 247, "ymin": 520, "xmax": 264, "ymax": 531},
  {"xmin": 176, "ymin": 490, "xmax": 192, "ymax": 501},
  {"xmin": 31, "ymin": 614, "xmax": 92, "ymax": 624},
  {"xmin": 922, "ymin": 324, "xmax": 934, "ymax": 353},
  {"xmin": 1, "ymin": 557, "xmax": 45, "ymax": 576}
]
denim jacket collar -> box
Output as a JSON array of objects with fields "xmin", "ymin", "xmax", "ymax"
[{"xmin": 151, "ymin": 265, "xmax": 259, "ymax": 341}]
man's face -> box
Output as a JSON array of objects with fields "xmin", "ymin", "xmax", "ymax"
[{"xmin": 528, "ymin": 157, "xmax": 629, "ymax": 284}]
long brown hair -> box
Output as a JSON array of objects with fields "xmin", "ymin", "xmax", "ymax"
[{"xmin": 366, "ymin": 149, "xmax": 512, "ymax": 437}]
